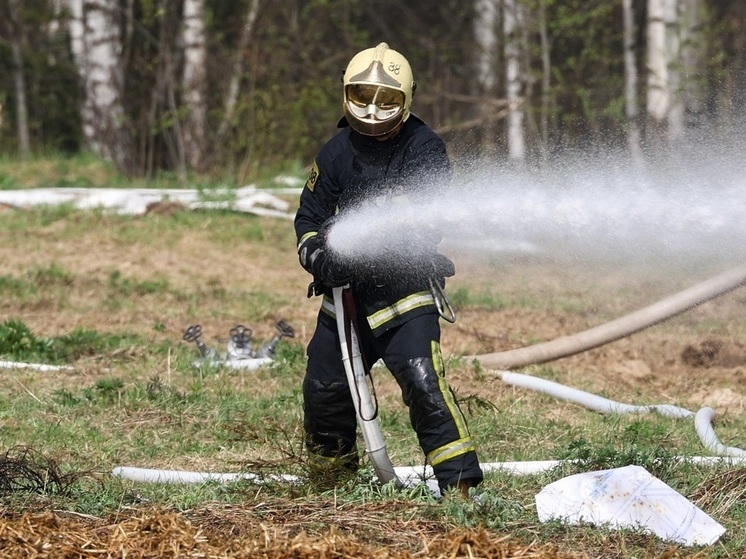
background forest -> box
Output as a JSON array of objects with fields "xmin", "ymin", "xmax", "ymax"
[{"xmin": 0, "ymin": 0, "xmax": 744, "ymax": 181}]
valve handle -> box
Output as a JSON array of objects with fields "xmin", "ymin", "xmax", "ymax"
[
  {"xmin": 275, "ymin": 319, "xmax": 295, "ymax": 339},
  {"xmin": 230, "ymin": 324, "xmax": 253, "ymax": 346},
  {"xmin": 183, "ymin": 324, "xmax": 203, "ymax": 343}
]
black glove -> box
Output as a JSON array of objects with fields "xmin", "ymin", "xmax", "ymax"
[
  {"xmin": 298, "ymin": 233, "xmax": 324, "ymax": 275},
  {"xmin": 428, "ymin": 252, "xmax": 455, "ymax": 289},
  {"xmin": 298, "ymin": 231, "xmax": 351, "ymax": 289},
  {"xmin": 317, "ymin": 249, "xmax": 351, "ymax": 287},
  {"xmin": 433, "ymin": 253, "xmax": 455, "ymax": 278}
]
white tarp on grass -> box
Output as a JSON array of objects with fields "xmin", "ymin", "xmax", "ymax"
[
  {"xmin": 535, "ymin": 464, "xmax": 726, "ymax": 546},
  {"xmin": 0, "ymin": 184, "xmax": 300, "ymax": 219}
]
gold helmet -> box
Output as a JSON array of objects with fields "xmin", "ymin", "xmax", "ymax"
[{"xmin": 342, "ymin": 42, "xmax": 415, "ymax": 137}]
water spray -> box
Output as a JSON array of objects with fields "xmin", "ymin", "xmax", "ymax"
[{"xmin": 326, "ymin": 156, "xmax": 746, "ymax": 268}]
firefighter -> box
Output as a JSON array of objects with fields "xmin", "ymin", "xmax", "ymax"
[{"xmin": 294, "ymin": 42, "xmax": 483, "ymax": 497}]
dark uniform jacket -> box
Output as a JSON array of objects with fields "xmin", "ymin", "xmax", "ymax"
[{"xmin": 294, "ymin": 115, "xmax": 453, "ymax": 336}]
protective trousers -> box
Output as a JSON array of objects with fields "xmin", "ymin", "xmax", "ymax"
[{"xmin": 303, "ymin": 310, "xmax": 483, "ymax": 493}]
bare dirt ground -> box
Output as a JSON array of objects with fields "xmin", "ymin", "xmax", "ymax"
[
  {"xmin": 446, "ymin": 253, "xmax": 746, "ymax": 416},
  {"xmin": 1, "ymin": 208, "xmax": 744, "ymax": 558}
]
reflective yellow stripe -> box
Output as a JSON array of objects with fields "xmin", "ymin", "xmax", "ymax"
[
  {"xmin": 320, "ymin": 294, "xmax": 335, "ymax": 318},
  {"xmin": 428, "ymin": 437, "xmax": 477, "ymax": 466},
  {"xmin": 298, "ymin": 231, "xmax": 317, "ymax": 251},
  {"xmin": 366, "ymin": 291, "xmax": 434, "ymax": 330},
  {"xmin": 432, "ymin": 340, "xmax": 470, "ymax": 439},
  {"xmin": 426, "ymin": 340, "xmax": 474, "ymax": 467}
]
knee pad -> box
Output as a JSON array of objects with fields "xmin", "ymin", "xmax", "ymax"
[{"xmin": 394, "ymin": 356, "xmax": 456, "ymax": 432}]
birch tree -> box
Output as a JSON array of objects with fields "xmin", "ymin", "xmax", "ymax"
[
  {"xmin": 647, "ymin": 0, "xmax": 686, "ymax": 145},
  {"xmin": 218, "ymin": 0, "xmax": 261, "ymax": 140},
  {"xmin": 6, "ymin": 0, "xmax": 31, "ymax": 157},
  {"xmin": 623, "ymin": 0, "xmax": 642, "ymax": 160},
  {"xmin": 664, "ymin": 0, "xmax": 684, "ymax": 139},
  {"xmin": 537, "ymin": 0, "xmax": 550, "ymax": 158},
  {"xmin": 48, "ymin": 0, "xmax": 64, "ymax": 34},
  {"xmin": 503, "ymin": 0, "xmax": 525, "ymax": 161},
  {"xmin": 181, "ymin": 0, "xmax": 208, "ymax": 171},
  {"xmin": 680, "ymin": 0, "xmax": 706, "ymax": 128},
  {"xmin": 473, "ymin": 0, "xmax": 500, "ymax": 155},
  {"xmin": 646, "ymin": 0, "xmax": 668, "ymax": 144},
  {"xmin": 67, "ymin": 0, "xmax": 134, "ymax": 173},
  {"xmin": 144, "ymin": 0, "xmax": 185, "ymax": 177}
]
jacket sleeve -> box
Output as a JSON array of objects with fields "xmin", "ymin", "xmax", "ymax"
[{"xmin": 294, "ymin": 148, "xmax": 342, "ymax": 253}]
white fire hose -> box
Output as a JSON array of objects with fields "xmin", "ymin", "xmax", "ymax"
[
  {"xmin": 332, "ymin": 286, "xmax": 401, "ymax": 487},
  {"xmin": 497, "ymin": 370, "xmax": 745, "ymax": 458},
  {"xmin": 113, "ymin": 266, "xmax": 746, "ymax": 489}
]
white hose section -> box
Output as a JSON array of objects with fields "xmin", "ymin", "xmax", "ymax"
[
  {"xmin": 695, "ymin": 407, "xmax": 746, "ymax": 458},
  {"xmin": 112, "ymin": 270, "xmax": 746, "ymax": 488},
  {"xmin": 113, "ymin": 453, "xmax": 746, "ymax": 490},
  {"xmin": 0, "ymin": 360, "xmax": 73, "ymax": 372},
  {"xmin": 332, "ymin": 287, "xmax": 401, "ymax": 486},
  {"xmin": 499, "ymin": 371, "xmax": 695, "ymax": 418},
  {"xmin": 497, "ymin": 370, "xmax": 746, "ymax": 457},
  {"xmin": 194, "ymin": 357, "xmax": 273, "ymax": 370},
  {"xmin": 111, "ymin": 371, "xmax": 745, "ymax": 489},
  {"xmin": 111, "ymin": 466, "xmax": 299, "ymax": 484}
]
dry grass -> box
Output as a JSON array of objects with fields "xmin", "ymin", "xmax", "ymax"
[{"xmin": 0, "ymin": 505, "xmax": 595, "ymax": 559}]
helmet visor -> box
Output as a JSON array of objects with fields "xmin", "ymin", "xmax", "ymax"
[{"xmin": 346, "ymin": 84, "xmax": 404, "ymax": 122}]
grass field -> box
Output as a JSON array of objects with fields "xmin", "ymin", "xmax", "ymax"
[{"xmin": 0, "ymin": 169, "xmax": 745, "ymax": 558}]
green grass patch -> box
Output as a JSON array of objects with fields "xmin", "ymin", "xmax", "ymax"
[{"xmin": 0, "ymin": 319, "xmax": 143, "ymax": 363}]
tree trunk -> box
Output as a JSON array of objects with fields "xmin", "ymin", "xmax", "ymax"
[
  {"xmin": 538, "ymin": 0, "xmax": 550, "ymax": 159},
  {"xmin": 218, "ymin": 0, "xmax": 261, "ymax": 140},
  {"xmin": 647, "ymin": 0, "xmax": 685, "ymax": 144},
  {"xmin": 67, "ymin": 0, "xmax": 134, "ymax": 173},
  {"xmin": 8, "ymin": 0, "xmax": 31, "ymax": 157},
  {"xmin": 665, "ymin": 0, "xmax": 684, "ymax": 140},
  {"xmin": 473, "ymin": 0, "xmax": 500, "ymax": 155},
  {"xmin": 731, "ymin": 4, "xmax": 746, "ymax": 117},
  {"xmin": 143, "ymin": 0, "xmax": 185, "ymax": 178},
  {"xmin": 646, "ymin": 0, "xmax": 668, "ymax": 146},
  {"xmin": 48, "ymin": 0, "xmax": 64, "ymax": 34},
  {"xmin": 503, "ymin": 0, "xmax": 525, "ymax": 162},
  {"xmin": 121, "ymin": 0, "xmax": 135, "ymax": 77},
  {"xmin": 623, "ymin": 0, "xmax": 642, "ymax": 161},
  {"xmin": 680, "ymin": 0, "xmax": 705, "ymax": 129},
  {"xmin": 181, "ymin": 0, "xmax": 208, "ymax": 171}
]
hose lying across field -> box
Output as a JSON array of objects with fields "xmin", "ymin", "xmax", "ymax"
[
  {"xmin": 472, "ymin": 264, "xmax": 746, "ymax": 370},
  {"xmin": 114, "ymin": 265, "xmax": 746, "ymax": 489}
]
